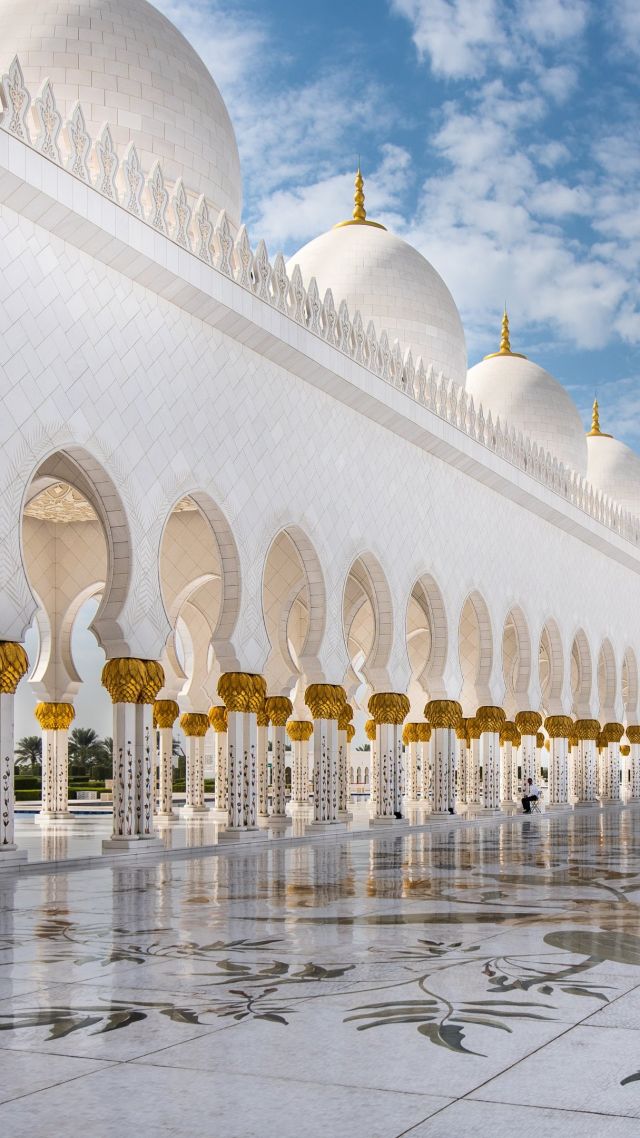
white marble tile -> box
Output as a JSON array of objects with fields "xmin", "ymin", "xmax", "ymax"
[
  {"xmin": 0, "ymin": 1047, "xmax": 111, "ymax": 1105},
  {"xmin": 0, "ymin": 1062, "xmax": 452, "ymax": 1138},
  {"xmin": 471, "ymin": 1024, "xmax": 640, "ymax": 1117},
  {"xmin": 404, "ymin": 1099, "xmax": 640, "ymax": 1137}
]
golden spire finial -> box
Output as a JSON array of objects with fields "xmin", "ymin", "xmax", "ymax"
[
  {"xmin": 587, "ymin": 396, "xmax": 612, "ymax": 438},
  {"xmin": 334, "ymin": 166, "xmax": 386, "ymax": 231},
  {"xmin": 353, "ymin": 166, "xmax": 366, "ymax": 223},
  {"xmin": 483, "ymin": 305, "xmax": 526, "ymax": 360}
]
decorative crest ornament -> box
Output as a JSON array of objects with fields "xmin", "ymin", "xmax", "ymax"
[
  {"xmin": 587, "ymin": 397, "xmax": 612, "ymax": 438},
  {"xmin": 1, "ymin": 56, "xmax": 31, "ymax": 141},
  {"xmin": 334, "ymin": 167, "xmax": 386, "ymax": 230},
  {"xmin": 483, "ymin": 307, "xmax": 527, "ymax": 360},
  {"xmin": 32, "ymin": 78, "xmax": 61, "ymax": 163}
]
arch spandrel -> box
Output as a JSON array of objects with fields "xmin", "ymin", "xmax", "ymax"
[
  {"xmin": 622, "ymin": 646, "xmax": 639, "ymax": 721},
  {"xmin": 597, "ymin": 638, "xmax": 618, "ymax": 723},
  {"xmin": 501, "ymin": 603, "xmax": 534, "ymax": 717},
  {"xmin": 570, "ymin": 628, "xmax": 593, "ymax": 719},
  {"xmin": 539, "ymin": 617, "xmax": 565, "ymax": 716},
  {"xmin": 405, "ymin": 572, "xmax": 449, "ymax": 707},
  {"xmin": 458, "ymin": 589, "xmax": 494, "ymax": 714},
  {"xmin": 342, "ymin": 551, "xmax": 401, "ymax": 694}
]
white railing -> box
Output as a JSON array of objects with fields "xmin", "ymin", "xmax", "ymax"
[{"xmin": 1, "ymin": 56, "xmax": 638, "ymax": 550}]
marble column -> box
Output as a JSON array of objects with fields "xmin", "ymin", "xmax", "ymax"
[
  {"xmin": 544, "ymin": 715, "xmax": 573, "ymax": 810},
  {"xmin": 153, "ymin": 700, "xmax": 179, "ymax": 821},
  {"xmin": 402, "ymin": 722, "xmax": 421, "ymax": 805},
  {"xmin": 626, "ymin": 726, "xmax": 640, "ymax": 800},
  {"xmin": 474, "ymin": 706, "xmax": 505, "ymax": 814},
  {"xmin": 515, "ymin": 712, "xmax": 542, "ymax": 799},
  {"xmin": 499, "ymin": 721, "xmax": 520, "ymax": 809},
  {"xmin": 425, "ymin": 699, "xmax": 462, "ymax": 817},
  {"xmin": 256, "ymin": 702, "xmax": 270, "ymax": 821},
  {"xmin": 0, "ymin": 642, "xmax": 29, "ymax": 864},
  {"xmin": 265, "ymin": 696, "xmax": 293, "ymax": 825},
  {"xmin": 601, "ymin": 722, "xmax": 624, "ymax": 803},
  {"xmin": 466, "ymin": 717, "xmax": 481, "ymax": 807},
  {"xmin": 365, "ymin": 717, "xmax": 377, "ymax": 809},
  {"xmin": 305, "ymin": 683, "xmax": 345, "ymax": 830},
  {"xmin": 368, "ymin": 693, "xmax": 410, "ymax": 825},
  {"xmin": 337, "ymin": 703, "xmax": 354, "ymax": 821},
  {"xmin": 417, "ymin": 722, "xmax": 432, "ymax": 807},
  {"xmin": 536, "ymin": 732, "xmax": 545, "ymax": 784},
  {"xmin": 573, "ymin": 719, "xmax": 600, "ymax": 806},
  {"xmin": 568, "ymin": 733, "xmax": 579, "ymax": 802},
  {"xmin": 217, "ymin": 672, "xmax": 266, "ymax": 837},
  {"xmin": 180, "ymin": 713, "xmax": 209, "ymax": 816},
  {"xmin": 34, "ymin": 701, "xmax": 75, "ymax": 822},
  {"xmin": 286, "ymin": 719, "xmax": 313, "ymax": 807},
  {"xmin": 208, "ymin": 705, "xmax": 228, "ymax": 815},
  {"xmin": 456, "ymin": 719, "xmax": 469, "ymax": 808},
  {"xmin": 620, "ymin": 743, "xmax": 631, "ymax": 800},
  {"xmin": 101, "ymin": 657, "xmax": 164, "ymax": 852}
]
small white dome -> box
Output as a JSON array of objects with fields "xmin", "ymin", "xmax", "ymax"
[
  {"xmin": 466, "ymin": 318, "xmax": 587, "ymax": 476},
  {"xmin": 288, "ymin": 183, "xmax": 467, "ymax": 387},
  {"xmin": 586, "ymin": 405, "xmax": 640, "ymax": 517},
  {"xmin": 0, "ymin": 0, "xmax": 242, "ymax": 224}
]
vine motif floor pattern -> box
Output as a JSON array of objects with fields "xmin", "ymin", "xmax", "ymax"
[{"xmin": 2, "ymin": 810, "xmax": 640, "ymax": 1136}]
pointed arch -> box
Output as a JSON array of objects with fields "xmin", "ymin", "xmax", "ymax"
[
  {"xmin": 458, "ymin": 590, "xmax": 493, "ymax": 713},
  {"xmin": 570, "ymin": 629, "xmax": 592, "ymax": 718},
  {"xmin": 342, "ymin": 552, "xmax": 393, "ymax": 691},
  {"xmin": 539, "ymin": 618, "xmax": 564, "ymax": 715},
  {"xmin": 502, "ymin": 604, "xmax": 532, "ymax": 717},
  {"xmin": 622, "ymin": 647, "xmax": 638, "ymax": 721},
  {"xmin": 406, "ymin": 573, "xmax": 448, "ymax": 699},
  {"xmin": 597, "ymin": 638, "xmax": 617, "ymax": 722},
  {"xmin": 261, "ymin": 524, "xmax": 327, "ymax": 694}
]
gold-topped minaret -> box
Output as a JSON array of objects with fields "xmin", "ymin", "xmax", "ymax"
[
  {"xmin": 334, "ymin": 167, "xmax": 386, "ymax": 231},
  {"xmin": 483, "ymin": 307, "xmax": 527, "ymax": 360},
  {"xmin": 586, "ymin": 397, "xmax": 612, "ymax": 438}
]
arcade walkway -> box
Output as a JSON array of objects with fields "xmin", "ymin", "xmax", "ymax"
[{"xmin": 1, "ymin": 809, "xmax": 640, "ymax": 1136}]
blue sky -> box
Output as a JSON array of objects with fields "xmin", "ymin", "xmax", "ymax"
[{"xmin": 158, "ymin": 0, "xmax": 640, "ymax": 443}]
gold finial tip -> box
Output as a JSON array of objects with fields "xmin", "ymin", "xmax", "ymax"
[
  {"xmin": 587, "ymin": 396, "xmax": 612, "ymax": 438},
  {"xmin": 483, "ymin": 306, "xmax": 527, "ymax": 360},
  {"xmin": 334, "ymin": 166, "xmax": 387, "ymax": 231}
]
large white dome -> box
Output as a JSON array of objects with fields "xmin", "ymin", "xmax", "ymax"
[
  {"xmin": 0, "ymin": 0, "xmax": 242, "ymax": 224},
  {"xmin": 586, "ymin": 402, "xmax": 640, "ymax": 517},
  {"xmin": 466, "ymin": 316, "xmax": 588, "ymax": 477},
  {"xmin": 288, "ymin": 179, "xmax": 467, "ymax": 387}
]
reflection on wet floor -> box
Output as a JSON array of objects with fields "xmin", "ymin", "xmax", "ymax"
[{"xmin": 3, "ymin": 808, "xmax": 640, "ymax": 1137}]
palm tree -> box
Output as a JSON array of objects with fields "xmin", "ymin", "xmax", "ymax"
[
  {"xmin": 68, "ymin": 727, "xmax": 104, "ymax": 777},
  {"xmin": 15, "ymin": 735, "xmax": 42, "ymax": 770}
]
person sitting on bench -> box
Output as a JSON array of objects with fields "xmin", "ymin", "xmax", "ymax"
[{"xmin": 522, "ymin": 777, "xmax": 540, "ymax": 814}]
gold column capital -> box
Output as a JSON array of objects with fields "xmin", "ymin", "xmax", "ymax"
[
  {"xmin": 218, "ymin": 672, "xmax": 266, "ymax": 713},
  {"xmin": 476, "ymin": 705, "xmax": 506, "ymax": 733},
  {"xmin": 101, "ymin": 657, "xmax": 165, "ymax": 704},
  {"xmin": 500, "ymin": 721, "xmax": 521, "ymax": 746},
  {"xmin": 180, "ymin": 712, "xmax": 210, "ymax": 738},
  {"xmin": 34, "ymin": 701, "xmax": 75, "ymax": 730},
  {"xmin": 338, "ymin": 703, "xmax": 354, "ymax": 732},
  {"xmin": 265, "ymin": 696, "xmax": 294, "ymax": 727},
  {"xmin": 515, "ymin": 710, "xmax": 542, "ymax": 736},
  {"xmin": 364, "ymin": 718, "xmax": 376, "ymax": 742},
  {"xmin": 574, "ymin": 718, "xmax": 601, "ymax": 741},
  {"xmin": 153, "ymin": 699, "xmax": 179, "ymax": 729},
  {"xmin": 467, "ymin": 716, "xmax": 482, "ymax": 739},
  {"xmin": 403, "ymin": 721, "xmax": 431, "ymax": 745},
  {"xmin": 626, "ymin": 725, "xmax": 640, "ymax": 744},
  {"xmin": 602, "ymin": 721, "xmax": 624, "ymax": 744},
  {"xmin": 346, "ymin": 723, "xmax": 356, "ymax": 742},
  {"xmin": 424, "ymin": 699, "xmax": 462, "ymax": 729},
  {"xmin": 208, "ymin": 705, "xmax": 228, "ymax": 733},
  {"xmin": 536, "ymin": 731, "xmax": 545, "ymax": 749},
  {"xmin": 0, "ymin": 641, "xmax": 28, "ymax": 694},
  {"xmin": 544, "ymin": 715, "xmax": 573, "ymax": 739},
  {"xmin": 286, "ymin": 720, "xmax": 314, "ymax": 742},
  {"xmin": 621, "ymin": 744, "xmax": 631, "ymax": 757},
  {"xmin": 305, "ymin": 683, "xmax": 345, "ymax": 720},
  {"xmin": 256, "ymin": 700, "xmax": 270, "ymax": 728},
  {"xmin": 368, "ymin": 692, "xmax": 410, "ymax": 725}
]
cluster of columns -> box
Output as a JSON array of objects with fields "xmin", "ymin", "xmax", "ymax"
[{"xmin": 5, "ymin": 639, "xmax": 640, "ymax": 862}]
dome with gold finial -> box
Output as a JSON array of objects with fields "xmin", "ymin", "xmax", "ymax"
[
  {"xmin": 288, "ymin": 169, "xmax": 467, "ymax": 386},
  {"xmin": 586, "ymin": 399, "xmax": 640, "ymax": 517},
  {"xmin": 465, "ymin": 311, "xmax": 588, "ymax": 476}
]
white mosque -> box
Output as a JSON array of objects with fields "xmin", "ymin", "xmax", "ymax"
[{"xmin": 1, "ymin": 0, "xmax": 640, "ymax": 864}]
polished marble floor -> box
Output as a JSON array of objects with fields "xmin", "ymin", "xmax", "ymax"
[{"xmin": 3, "ymin": 809, "xmax": 640, "ymax": 1136}]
